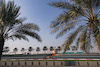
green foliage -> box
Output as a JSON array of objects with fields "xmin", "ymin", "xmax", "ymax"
[
  {"xmin": 3, "ymin": 46, "xmax": 9, "ymax": 53},
  {"xmin": 36, "ymin": 47, "xmax": 40, "ymax": 52},
  {"xmin": 43, "ymin": 46, "xmax": 48, "ymax": 51},
  {"xmin": 13, "ymin": 48, "xmax": 18, "ymax": 54},
  {"xmin": 49, "ymin": 0, "xmax": 100, "ymax": 52},
  {"xmin": 0, "ymin": 0, "xmax": 42, "ymax": 42},
  {"xmin": 28, "ymin": 47, "xmax": 33, "ymax": 53}
]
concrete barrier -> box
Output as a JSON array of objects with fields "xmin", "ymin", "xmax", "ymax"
[
  {"xmin": 64, "ymin": 61, "xmax": 76, "ymax": 66},
  {"xmin": 13, "ymin": 61, "xmax": 18, "ymax": 65},
  {"xmin": 0, "ymin": 61, "xmax": 99, "ymax": 67},
  {"xmin": 79, "ymin": 61, "xmax": 88, "ymax": 66},
  {"xmin": 26, "ymin": 61, "xmax": 33, "ymax": 65},
  {"xmin": 97, "ymin": 61, "xmax": 100, "ymax": 66},
  {"xmin": 40, "ymin": 61, "xmax": 47, "ymax": 65},
  {"xmin": 19, "ymin": 61, "xmax": 25, "ymax": 65},
  {"xmin": 70, "ymin": 61, "xmax": 76, "ymax": 66},
  {"xmin": 33, "ymin": 61, "xmax": 40, "ymax": 65},
  {"xmin": 88, "ymin": 61, "xmax": 98, "ymax": 66},
  {"xmin": 6, "ymin": 62, "xmax": 12, "ymax": 65},
  {"xmin": 47, "ymin": 61, "xmax": 54, "ymax": 65},
  {"xmin": 75, "ymin": 61, "xmax": 80, "ymax": 66},
  {"xmin": 0, "ymin": 62, "xmax": 5, "ymax": 65},
  {"xmin": 55, "ymin": 61, "xmax": 63, "ymax": 66}
]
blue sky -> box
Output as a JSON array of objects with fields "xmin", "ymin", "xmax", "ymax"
[
  {"xmin": 5, "ymin": 0, "xmax": 99, "ymax": 53},
  {"xmin": 5, "ymin": 0, "xmax": 67, "ymax": 53}
]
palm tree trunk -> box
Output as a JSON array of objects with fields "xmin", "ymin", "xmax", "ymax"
[
  {"xmin": 0, "ymin": 37, "xmax": 4, "ymax": 60},
  {"xmin": 45, "ymin": 51, "xmax": 46, "ymax": 54}
]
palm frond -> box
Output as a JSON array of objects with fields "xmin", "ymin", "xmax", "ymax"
[
  {"xmin": 57, "ymin": 13, "xmax": 70, "ymax": 22},
  {"xmin": 50, "ymin": 20, "xmax": 60, "ymax": 28},
  {"xmin": 50, "ymin": 13, "xmax": 70, "ymax": 28},
  {"xmin": 4, "ymin": 23, "xmax": 41, "ymax": 42},
  {"xmin": 3, "ymin": 17, "xmax": 26, "ymax": 35},
  {"xmin": 17, "ymin": 23, "xmax": 40, "ymax": 31},
  {"xmin": 0, "ymin": 0, "xmax": 42, "ymax": 43},
  {"xmin": 56, "ymin": 21, "xmax": 75, "ymax": 38},
  {"xmin": 79, "ymin": 27, "xmax": 88, "ymax": 51},
  {"xmin": 48, "ymin": 1, "xmax": 72, "ymax": 9},
  {"xmin": 68, "ymin": 6, "xmax": 84, "ymax": 18},
  {"xmin": 51, "ymin": 25, "xmax": 61, "ymax": 34},
  {"xmin": 50, "ymin": 10, "xmax": 83, "ymax": 38},
  {"xmin": 71, "ymin": 0, "xmax": 100, "ymax": 8},
  {"xmin": 16, "ymin": 29, "xmax": 41, "ymax": 42},
  {"xmin": 6, "ymin": 34, "xmax": 29, "ymax": 41},
  {"xmin": 49, "ymin": 0, "xmax": 100, "ymax": 52},
  {"xmin": 2, "ymin": 1, "xmax": 21, "ymax": 24},
  {"xmin": 79, "ymin": 27, "xmax": 92, "ymax": 53},
  {"xmin": 63, "ymin": 25, "xmax": 84, "ymax": 53},
  {"xmin": 49, "ymin": 2, "xmax": 85, "ymax": 38},
  {"xmin": 70, "ymin": 0, "xmax": 100, "ymax": 18},
  {"xmin": 50, "ymin": 13, "xmax": 70, "ymax": 35}
]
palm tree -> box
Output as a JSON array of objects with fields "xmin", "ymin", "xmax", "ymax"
[
  {"xmin": 57, "ymin": 46, "xmax": 61, "ymax": 54},
  {"xmin": 28, "ymin": 47, "xmax": 33, "ymax": 54},
  {"xmin": 0, "ymin": 0, "xmax": 41, "ymax": 60},
  {"xmin": 43, "ymin": 46, "xmax": 48, "ymax": 54},
  {"xmin": 71, "ymin": 46, "xmax": 77, "ymax": 51},
  {"xmin": 49, "ymin": 0, "xmax": 100, "ymax": 53},
  {"xmin": 50, "ymin": 46, "xmax": 54, "ymax": 51},
  {"xmin": 13, "ymin": 48, "xmax": 18, "ymax": 54},
  {"xmin": 3, "ymin": 46, "xmax": 10, "ymax": 54},
  {"xmin": 21, "ymin": 48, "xmax": 25, "ymax": 54},
  {"xmin": 36, "ymin": 47, "xmax": 40, "ymax": 54}
]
